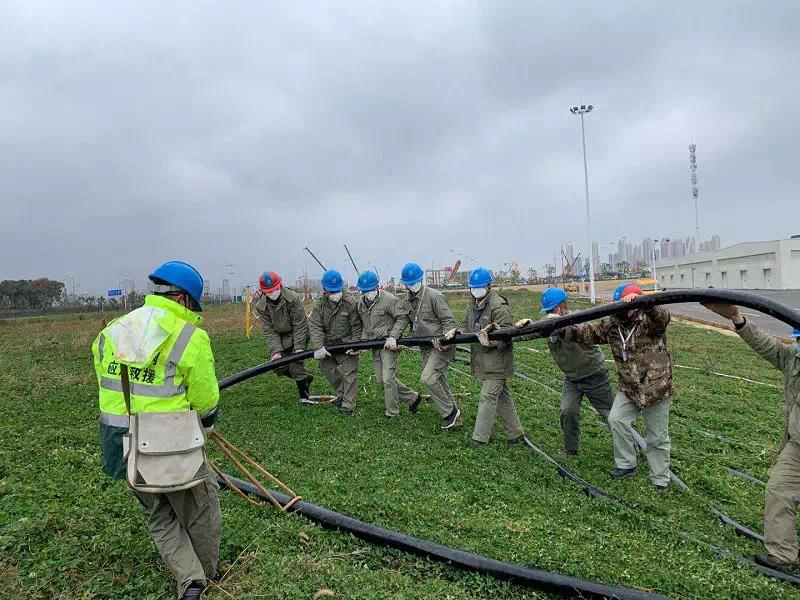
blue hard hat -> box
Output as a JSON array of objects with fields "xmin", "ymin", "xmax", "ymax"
[
  {"xmin": 357, "ymin": 270, "xmax": 380, "ymax": 292},
  {"xmin": 321, "ymin": 269, "xmax": 344, "ymax": 292},
  {"xmin": 400, "ymin": 262, "xmax": 424, "ymax": 286},
  {"xmin": 149, "ymin": 260, "xmax": 205, "ymax": 311},
  {"xmin": 613, "ymin": 283, "xmax": 630, "ymax": 302},
  {"xmin": 791, "ymin": 328, "xmax": 800, "ymax": 339},
  {"xmin": 468, "ymin": 267, "xmax": 493, "ymax": 288},
  {"xmin": 541, "ymin": 287, "xmax": 569, "ymax": 313}
]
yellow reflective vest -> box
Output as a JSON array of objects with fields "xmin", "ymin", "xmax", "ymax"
[{"xmin": 92, "ymin": 294, "xmax": 219, "ymax": 478}]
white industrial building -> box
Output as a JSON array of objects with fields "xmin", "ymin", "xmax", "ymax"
[{"xmin": 655, "ymin": 237, "xmax": 800, "ymax": 290}]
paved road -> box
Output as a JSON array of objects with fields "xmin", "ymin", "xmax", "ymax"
[{"xmin": 593, "ymin": 288, "xmax": 800, "ymax": 338}]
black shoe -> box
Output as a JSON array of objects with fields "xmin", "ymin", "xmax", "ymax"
[
  {"xmin": 331, "ymin": 397, "xmax": 343, "ymax": 407},
  {"xmin": 653, "ymin": 483, "xmax": 669, "ymax": 493},
  {"xmin": 409, "ymin": 393, "xmax": 422, "ymax": 414},
  {"xmin": 385, "ymin": 414, "xmax": 397, "ymax": 420},
  {"xmin": 561, "ymin": 448, "xmax": 579, "ymax": 456},
  {"xmin": 507, "ymin": 435, "xmax": 527, "ymax": 447},
  {"xmin": 440, "ymin": 406, "xmax": 461, "ymax": 429},
  {"xmin": 296, "ymin": 377, "xmax": 316, "ymax": 404},
  {"xmin": 608, "ymin": 467, "xmax": 637, "ymax": 479},
  {"xmin": 338, "ymin": 407, "xmax": 353, "ymax": 415},
  {"xmin": 755, "ymin": 553, "xmax": 793, "ymax": 573},
  {"xmin": 182, "ymin": 582, "xmax": 205, "ymax": 600},
  {"xmin": 470, "ymin": 439, "xmax": 487, "ymax": 447},
  {"xmin": 299, "ymin": 397, "xmax": 320, "ymax": 406}
]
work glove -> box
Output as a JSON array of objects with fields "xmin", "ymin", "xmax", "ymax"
[
  {"xmin": 384, "ymin": 337, "xmax": 398, "ymax": 351},
  {"xmin": 345, "ymin": 349, "xmax": 363, "ymax": 356},
  {"xmin": 478, "ymin": 323, "xmax": 498, "ymax": 348},
  {"xmin": 270, "ymin": 352, "xmax": 282, "ymax": 361},
  {"xmin": 701, "ymin": 302, "xmax": 742, "ymax": 321},
  {"xmin": 293, "ymin": 348, "xmax": 305, "ymax": 354},
  {"xmin": 314, "ymin": 347, "xmax": 331, "ymax": 360},
  {"xmin": 432, "ymin": 328, "xmax": 457, "ymax": 352},
  {"xmin": 203, "ymin": 425, "xmax": 215, "ymax": 435},
  {"xmin": 515, "ymin": 318, "xmax": 533, "ymax": 328}
]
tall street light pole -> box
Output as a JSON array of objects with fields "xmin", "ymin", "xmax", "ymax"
[{"xmin": 570, "ymin": 104, "xmax": 595, "ymax": 303}]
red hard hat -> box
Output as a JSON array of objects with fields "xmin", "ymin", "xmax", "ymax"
[
  {"xmin": 621, "ymin": 284, "xmax": 643, "ymax": 298},
  {"xmin": 258, "ymin": 271, "xmax": 282, "ymax": 293}
]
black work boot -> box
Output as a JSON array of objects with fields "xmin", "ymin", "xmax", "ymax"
[
  {"xmin": 507, "ymin": 435, "xmax": 527, "ymax": 447},
  {"xmin": 441, "ymin": 405, "xmax": 461, "ymax": 429},
  {"xmin": 608, "ymin": 466, "xmax": 637, "ymax": 479},
  {"xmin": 297, "ymin": 377, "xmax": 318, "ymax": 405},
  {"xmin": 409, "ymin": 393, "xmax": 422, "ymax": 414},
  {"xmin": 331, "ymin": 397, "xmax": 343, "ymax": 407},
  {"xmin": 755, "ymin": 553, "xmax": 793, "ymax": 573},
  {"xmin": 182, "ymin": 582, "xmax": 205, "ymax": 600}
]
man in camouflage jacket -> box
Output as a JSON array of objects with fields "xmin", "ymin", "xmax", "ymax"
[{"xmin": 558, "ymin": 284, "xmax": 675, "ymax": 489}]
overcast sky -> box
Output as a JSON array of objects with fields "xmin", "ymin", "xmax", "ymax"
[{"xmin": 1, "ymin": 1, "xmax": 798, "ymax": 295}]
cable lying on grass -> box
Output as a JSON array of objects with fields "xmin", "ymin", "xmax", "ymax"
[{"xmin": 216, "ymin": 474, "xmax": 672, "ymax": 600}]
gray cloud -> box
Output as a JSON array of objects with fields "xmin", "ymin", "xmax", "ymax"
[{"xmin": 1, "ymin": 1, "xmax": 798, "ymax": 294}]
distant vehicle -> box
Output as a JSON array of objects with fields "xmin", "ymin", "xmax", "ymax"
[{"xmin": 636, "ymin": 278, "xmax": 658, "ymax": 294}]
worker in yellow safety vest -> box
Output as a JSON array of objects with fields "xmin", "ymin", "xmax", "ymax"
[{"xmin": 92, "ymin": 260, "xmax": 220, "ymax": 600}]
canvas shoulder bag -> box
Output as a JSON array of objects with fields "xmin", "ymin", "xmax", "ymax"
[{"xmin": 120, "ymin": 363, "xmax": 208, "ymax": 493}]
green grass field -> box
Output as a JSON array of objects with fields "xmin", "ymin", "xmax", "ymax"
[{"xmin": 1, "ymin": 290, "xmax": 797, "ymax": 599}]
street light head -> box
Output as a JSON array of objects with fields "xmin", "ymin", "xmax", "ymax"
[
  {"xmin": 580, "ymin": 104, "xmax": 586, "ymax": 110},
  {"xmin": 569, "ymin": 106, "xmax": 576, "ymax": 113},
  {"xmin": 587, "ymin": 105, "xmax": 593, "ymax": 112}
]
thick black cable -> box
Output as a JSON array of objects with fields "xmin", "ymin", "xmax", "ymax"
[
  {"xmin": 216, "ymin": 474, "xmax": 671, "ymax": 600},
  {"xmin": 218, "ymin": 289, "xmax": 800, "ymax": 391}
]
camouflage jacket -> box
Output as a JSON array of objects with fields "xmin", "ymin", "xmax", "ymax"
[
  {"xmin": 253, "ymin": 287, "xmax": 308, "ymax": 353},
  {"xmin": 736, "ymin": 319, "xmax": 800, "ymax": 446},
  {"xmin": 559, "ymin": 306, "xmax": 675, "ymax": 407}
]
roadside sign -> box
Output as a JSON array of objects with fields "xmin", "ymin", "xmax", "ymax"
[{"xmin": 108, "ymin": 289, "xmax": 123, "ymax": 297}]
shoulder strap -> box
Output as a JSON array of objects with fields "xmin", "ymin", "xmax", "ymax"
[{"xmin": 120, "ymin": 363, "xmax": 133, "ymax": 416}]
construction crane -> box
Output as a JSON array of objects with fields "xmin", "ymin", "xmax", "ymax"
[{"xmin": 448, "ymin": 259, "xmax": 462, "ymax": 280}]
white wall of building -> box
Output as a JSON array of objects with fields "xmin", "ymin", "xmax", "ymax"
[{"xmin": 655, "ymin": 238, "xmax": 800, "ymax": 290}]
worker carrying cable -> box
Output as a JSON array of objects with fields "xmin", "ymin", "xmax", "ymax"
[
  {"xmin": 444, "ymin": 267, "xmax": 525, "ymax": 445},
  {"xmin": 390, "ymin": 262, "xmax": 462, "ymax": 429},
  {"xmin": 91, "ymin": 261, "xmax": 221, "ymax": 600},
  {"xmin": 253, "ymin": 270, "xmax": 315, "ymax": 405},
  {"xmin": 556, "ymin": 284, "xmax": 675, "ymax": 491},
  {"xmin": 309, "ymin": 269, "xmax": 362, "ymax": 414},
  {"xmin": 355, "ymin": 270, "xmax": 422, "ymax": 418},
  {"xmin": 515, "ymin": 288, "xmax": 614, "ymax": 455},
  {"xmin": 703, "ymin": 302, "xmax": 800, "ymax": 573}
]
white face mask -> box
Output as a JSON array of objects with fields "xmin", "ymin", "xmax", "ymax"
[
  {"xmin": 364, "ymin": 290, "xmax": 379, "ymax": 301},
  {"xmin": 406, "ymin": 282, "xmax": 422, "ymax": 293},
  {"xmin": 266, "ymin": 290, "xmax": 281, "ymax": 301},
  {"xmin": 327, "ymin": 292, "xmax": 342, "ymax": 303},
  {"xmin": 471, "ymin": 287, "xmax": 488, "ymax": 299}
]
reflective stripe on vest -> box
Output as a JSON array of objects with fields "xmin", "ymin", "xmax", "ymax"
[
  {"xmin": 100, "ymin": 412, "xmax": 130, "ymax": 427},
  {"xmin": 100, "ymin": 377, "xmax": 186, "ymax": 398},
  {"xmin": 164, "ymin": 323, "xmax": 196, "ymax": 387},
  {"xmin": 98, "ymin": 333, "xmax": 106, "ymax": 363}
]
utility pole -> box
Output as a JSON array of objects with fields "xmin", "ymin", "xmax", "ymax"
[{"xmin": 570, "ymin": 103, "xmax": 596, "ymax": 303}]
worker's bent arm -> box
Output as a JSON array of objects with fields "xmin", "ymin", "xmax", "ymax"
[
  {"xmin": 737, "ymin": 319, "xmax": 794, "ymax": 374},
  {"xmin": 491, "ymin": 301, "xmax": 513, "ymax": 350},
  {"xmin": 347, "ymin": 305, "xmax": 363, "ymax": 343},
  {"xmin": 645, "ymin": 306, "xmax": 671, "ymax": 334},
  {"xmin": 560, "ymin": 320, "xmax": 609, "ymax": 346},
  {"xmin": 389, "ymin": 303, "xmax": 410, "ymax": 339},
  {"xmin": 435, "ymin": 293, "xmax": 456, "ymax": 333},
  {"xmin": 308, "ymin": 303, "xmax": 325, "ymax": 349},
  {"xmin": 259, "ymin": 309, "xmax": 284, "ymax": 353},
  {"xmin": 184, "ymin": 329, "xmax": 220, "ymax": 427},
  {"xmin": 291, "ymin": 298, "xmax": 309, "ymax": 351}
]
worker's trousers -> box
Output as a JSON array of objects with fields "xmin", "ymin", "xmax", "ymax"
[
  {"xmin": 764, "ymin": 440, "xmax": 800, "ymax": 564},
  {"xmin": 419, "ymin": 347, "xmax": 457, "ymax": 418},
  {"xmin": 319, "ymin": 353, "xmax": 359, "ymax": 410},
  {"xmin": 273, "ymin": 347, "xmax": 311, "ymax": 382},
  {"xmin": 560, "ymin": 370, "xmax": 614, "ymax": 452},
  {"xmin": 608, "ymin": 392, "xmax": 671, "ymax": 486},
  {"xmin": 133, "ymin": 477, "xmax": 221, "ymax": 597},
  {"xmin": 372, "ymin": 349, "xmax": 417, "ymax": 417},
  {"xmin": 472, "ymin": 379, "xmax": 525, "ymax": 444}
]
